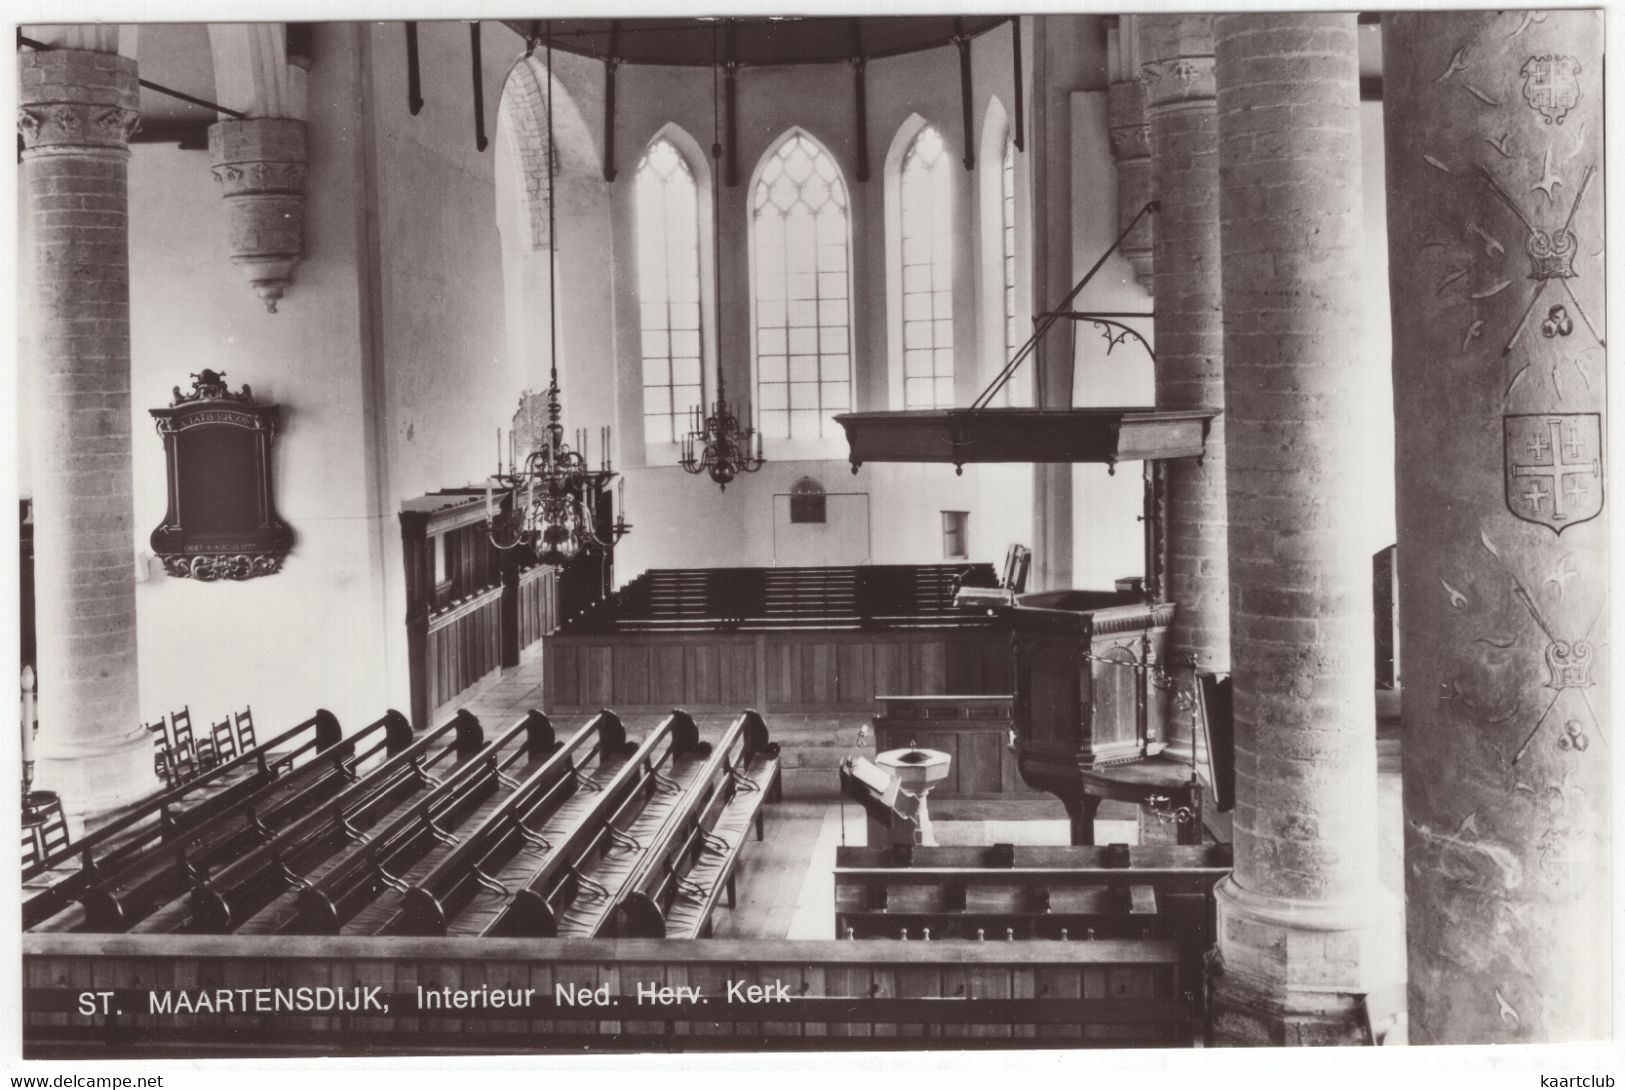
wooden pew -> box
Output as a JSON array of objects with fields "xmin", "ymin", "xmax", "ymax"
[
  {"xmin": 589, "ymin": 564, "xmax": 997, "ymax": 635},
  {"xmin": 393, "ymin": 710, "xmax": 631, "ymax": 936},
  {"xmin": 23, "ymin": 710, "xmax": 348, "ymax": 931},
  {"xmin": 833, "ymin": 843, "xmax": 1230, "ymax": 990},
  {"xmin": 186, "ymin": 710, "xmax": 480, "ymax": 933},
  {"xmin": 608, "ymin": 710, "xmax": 783, "ymax": 938},
  {"xmin": 485, "ymin": 710, "xmax": 707, "ymax": 937},
  {"xmin": 288, "ymin": 711, "xmax": 557, "ymax": 935},
  {"xmin": 76, "ymin": 711, "xmax": 415, "ymax": 932}
]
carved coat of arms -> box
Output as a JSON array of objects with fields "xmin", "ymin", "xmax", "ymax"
[
  {"xmin": 1504, "ymin": 413, "xmax": 1603, "ymax": 533},
  {"xmin": 1520, "ymin": 55, "xmax": 1582, "ymax": 124}
]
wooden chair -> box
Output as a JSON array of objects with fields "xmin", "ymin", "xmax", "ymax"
[
  {"xmin": 20, "ymin": 823, "xmax": 41, "ymax": 871},
  {"xmin": 35, "ymin": 796, "xmax": 69, "ymax": 858},
  {"xmin": 233, "ymin": 706, "xmax": 257, "ymax": 752},
  {"xmin": 147, "ymin": 717, "xmax": 173, "ymax": 783},
  {"xmin": 169, "ymin": 706, "xmax": 203, "ymax": 779},
  {"xmin": 22, "ymin": 792, "xmax": 69, "ymax": 870},
  {"xmin": 210, "ymin": 717, "xmax": 237, "ymax": 765}
]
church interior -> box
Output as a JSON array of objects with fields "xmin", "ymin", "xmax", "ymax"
[{"xmin": 14, "ymin": 10, "xmax": 1611, "ymax": 1056}]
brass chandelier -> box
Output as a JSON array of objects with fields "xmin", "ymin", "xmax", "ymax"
[
  {"xmin": 679, "ymin": 29, "xmax": 765, "ymax": 491},
  {"xmin": 486, "ymin": 26, "xmax": 630, "ymax": 564}
]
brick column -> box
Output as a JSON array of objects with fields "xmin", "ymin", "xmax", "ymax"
[
  {"xmin": 1136, "ymin": 15, "xmax": 1229, "ymax": 756},
  {"xmin": 1207, "ymin": 14, "xmax": 1384, "ymax": 1045},
  {"xmin": 19, "ymin": 46, "xmax": 156, "ymax": 821},
  {"xmin": 1384, "ymin": 11, "xmax": 1608, "ymax": 1044}
]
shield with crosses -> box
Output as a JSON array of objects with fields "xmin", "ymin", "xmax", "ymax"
[
  {"xmin": 1520, "ymin": 54, "xmax": 1582, "ymax": 125},
  {"xmin": 1504, "ymin": 413, "xmax": 1603, "ymax": 533}
]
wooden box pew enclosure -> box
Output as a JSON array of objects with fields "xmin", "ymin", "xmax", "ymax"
[{"xmin": 542, "ymin": 564, "xmax": 1013, "ymax": 713}]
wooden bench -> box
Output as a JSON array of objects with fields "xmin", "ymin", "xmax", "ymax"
[
  {"xmin": 184, "ymin": 709, "xmax": 482, "ymax": 934},
  {"xmin": 609, "ymin": 709, "xmax": 783, "ymax": 938},
  {"xmin": 289, "ymin": 710, "xmax": 558, "ymax": 935},
  {"xmin": 22, "ymin": 709, "xmax": 346, "ymax": 932},
  {"xmin": 393, "ymin": 710, "xmax": 633, "ymax": 936},
  {"xmin": 578, "ymin": 564, "xmax": 997, "ymax": 635},
  {"xmin": 485, "ymin": 710, "xmax": 707, "ymax": 937}
]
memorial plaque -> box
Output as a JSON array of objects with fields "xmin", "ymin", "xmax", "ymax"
[{"xmin": 149, "ymin": 370, "xmax": 293, "ymax": 580}]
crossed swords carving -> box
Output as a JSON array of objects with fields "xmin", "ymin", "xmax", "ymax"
[
  {"xmin": 1480, "ymin": 532, "xmax": 1606, "ymax": 765},
  {"xmin": 1475, "ymin": 162, "xmax": 1603, "ymax": 356}
]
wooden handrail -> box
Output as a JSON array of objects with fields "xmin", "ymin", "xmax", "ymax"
[{"xmin": 22, "ymin": 930, "xmax": 1181, "ymax": 965}]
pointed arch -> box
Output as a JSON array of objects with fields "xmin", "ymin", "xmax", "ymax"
[
  {"xmin": 978, "ymin": 94, "xmax": 1028, "ymax": 405},
  {"xmin": 495, "ymin": 54, "xmax": 598, "ymax": 253},
  {"xmin": 884, "ymin": 114, "xmax": 957, "ymax": 410},
  {"xmin": 633, "ymin": 125, "xmax": 710, "ymax": 447},
  {"xmin": 748, "ymin": 127, "xmax": 854, "ymax": 443}
]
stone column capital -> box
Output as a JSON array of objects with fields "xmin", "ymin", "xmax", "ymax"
[
  {"xmin": 1137, "ymin": 56, "xmax": 1217, "ymax": 109},
  {"xmin": 18, "ymin": 49, "xmax": 141, "ymax": 154}
]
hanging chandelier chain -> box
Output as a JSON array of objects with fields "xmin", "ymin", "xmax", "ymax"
[
  {"xmin": 711, "ymin": 24, "xmax": 726, "ymax": 402},
  {"xmin": 677, "ymin": 20, "xmax": 765, "ymax": 491},
  {"xmin": 546, "ymin": 22, "xmax": 560, "ymax": 394},
  {"xmin": 483, "ymin": 20, "xmax": 631, "ymax": 563}
]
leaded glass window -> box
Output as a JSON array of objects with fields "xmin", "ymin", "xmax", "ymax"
[
  {"xmin": 752, "ymin": 133, "xmax": 852, "ymax": 440},
  {"xmin": 899, "ymin": 126, "xmax": 955, "ymax": 410},
  {"xmin": 635, "ymin": 138, "xmax": 704, "ymax": 446}
]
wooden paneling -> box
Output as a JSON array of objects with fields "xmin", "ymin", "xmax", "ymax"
[
  {"xmin": 24, "ymin": 935, "xmax": 1189, "ymax": 1054},
  {"xmin": 516, "ymin": 566, "xmax": 556, "ymax": 651},
  {"xmin": 426, "ymin": 588, "xmax": 503, "ymax": 715},
  {"xmin": 543, "ymin": 630, "xmax": 1010, "ymax": 713}
]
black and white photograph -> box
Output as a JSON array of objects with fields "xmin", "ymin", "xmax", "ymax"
[{"xmin": 7, "ymin": 1, "xmax": 1619, "ymax": 1076}]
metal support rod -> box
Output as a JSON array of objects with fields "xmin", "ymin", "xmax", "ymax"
[
  {"xmin": 851, "ymin": 57, "xmax": 870, "ymax": 183},
  {"xmin": 405, "ymin": 23, "xmax": 424, "ymax": 116},
  {"xmin": 18, "ymin": 33, "xmax": 248, "ymax": 119},
  {"xmin": 602, "ymin": 22, "xmax": 621, "ymax": 182},
  {"xmin": 1039, "ymin": 310, "xmax": 1154, "ymax": 320},
  {"xmin": 1010, "ymin": 17, "xmax": 1025, "ymax": 152},
  {"xmin": 955, "ymin": 20, "xmax": 975, "ymax": 171},
  {"xmin": 972, "ymin": 199, "xmax": 1159, "ymax": 410},
  {"xmin": 470, "ymin": 22, "xmax": 487, "ymax": 152},
  {"xmin": 723, "ymin": 20, "xmax": 739, "ymax": 187}
]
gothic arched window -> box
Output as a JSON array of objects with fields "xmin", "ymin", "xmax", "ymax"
[
  {"xmin": 1000, "ymin": 136, "xmax": 1019, "ymax": 390},
  {"xmin": 898, "ymin": 125, "xmax": 955, "ymax": 410},
  {"xmin": 752, "ymin": 131, "xmax": 852, "ymax": 441},
  {"xmin": 635, "ymin": 137, "xmax": 704, "ymax": 446}
]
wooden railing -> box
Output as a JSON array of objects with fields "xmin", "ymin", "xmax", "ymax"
[{"xmin": 22, "ymin": 934, "xmax": 1194, "ymax": 1055}]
